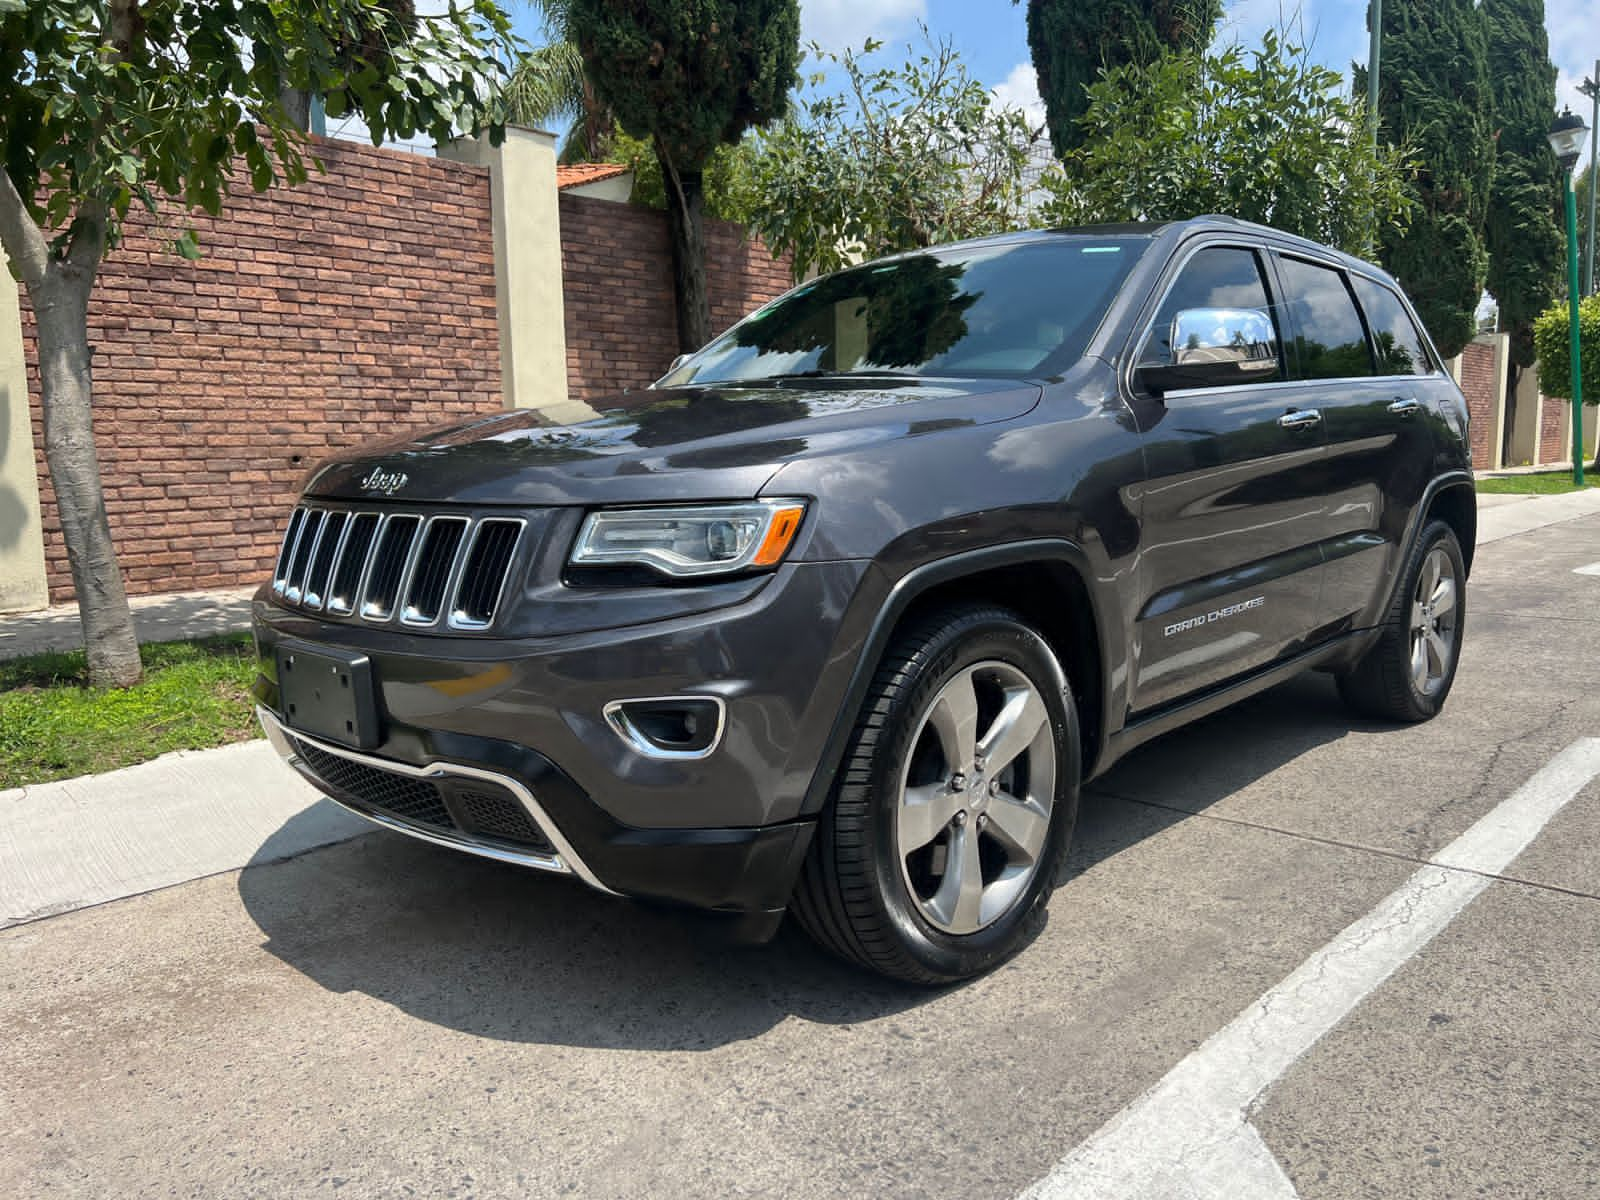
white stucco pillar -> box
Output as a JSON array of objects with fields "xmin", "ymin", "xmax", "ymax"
[
  {"xmin": 440, "ymin": 126, "xmax": 598, "ymax": 426},
  {"xmin": 0, "ymin": 280, "xmax": 48, "ymax": 613}
]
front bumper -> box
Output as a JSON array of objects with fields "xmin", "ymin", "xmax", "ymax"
[
  {"xmin": 260, "ymin": 705, "xmax": 817, "ymax": 936},
  {"xmin": 251, "ymin": 558, "xmax": 875, "ymax": 930}
]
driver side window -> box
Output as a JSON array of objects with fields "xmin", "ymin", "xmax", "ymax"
[{"xmin": 1138, "ymin": 247, "xmax": 1284, "ymax": 385}]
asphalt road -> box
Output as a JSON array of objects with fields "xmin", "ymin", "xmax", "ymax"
[{"xmin": 5, "ymin": 515, "xmax": 1600, "ymax": 1199}]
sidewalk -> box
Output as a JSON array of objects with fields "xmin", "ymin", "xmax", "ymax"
[
  {"xmin": 0, "ymin": 585, "xmax": 256, "ymax": 660},
  {"xmin": 0, "ymin": 741, "xmax": 366, "ymax": 928}
]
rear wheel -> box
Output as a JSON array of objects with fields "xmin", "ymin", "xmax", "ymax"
[
  {"xmin": 1336, "ymin": 520, "xmax": 1466, "ymax": 722},
  {"xmin": 791, "ymin": 604, "xmax": 1080, "ymax": 985}
]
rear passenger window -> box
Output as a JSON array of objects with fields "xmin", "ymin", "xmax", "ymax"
[
  {"xmin": 1276, "ymin": 257, "xmax": 1375, "ymax": 380},
  {"xmin": 1138, "ymin": 247, "xmax": 1283, "ymax": 385},
  {"xmin": 1352, "ymin": 276, "xmax": 1434, "ymax": 376}
]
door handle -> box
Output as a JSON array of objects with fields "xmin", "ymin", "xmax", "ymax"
[
  {"xmin": 1278, "ymin": 409, "xmax": 1322, "ymax": 430},
  {"xmin": 1388, "ymin": 398, "xmax": 1422, "ymax": 417}
]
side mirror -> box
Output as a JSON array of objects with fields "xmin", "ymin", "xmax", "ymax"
[{"xmin": 1136, "ymin": 307, "xmax": 1280, "ymax": 395}]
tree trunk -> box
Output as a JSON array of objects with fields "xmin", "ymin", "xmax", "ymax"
[
  {"xmin": 660, "ymin": 154, "xmax": 710, "ymax": 354},
  {"xmin": 32, "ymin": 265, "xmax": 142, "ymax": 687}
]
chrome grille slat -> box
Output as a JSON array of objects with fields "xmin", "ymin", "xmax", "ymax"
[
  {"xmin": 272, "ymin": 506, "xmax": 307, "ymax": 595},
  {"xmin": 326, "ymin": 512, "xmax": 381, "ymax": 616},
  {"xmin": 269, "ymin": 506, "xmax": 524, "ymax": 631},
  {"xmin": 402, "ymin": 517, "xmax": 470, "ymax": 627},
  {"xmin": 303, "ymin": 510, "xmax": 349, "ymax": 611},
  {"xmin": 284, "ymin": 509, "xmax": 325, "ymax": 604},
  {"xmin": 450, "ymin": 519, "xmax": 524, "ymax": 630},
  {"xmin": 361, "ymin": 514, "xmax": 422, "ymax": 621}
]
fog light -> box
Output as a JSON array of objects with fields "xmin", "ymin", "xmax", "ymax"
[{"xmin": 603, "ymin": 697, "xmax": 726, "ymax": 760}]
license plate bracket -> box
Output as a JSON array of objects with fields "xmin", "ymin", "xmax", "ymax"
[{"xmin": 275, "ymin": 640, "xmax": 381, "ymax": 749}]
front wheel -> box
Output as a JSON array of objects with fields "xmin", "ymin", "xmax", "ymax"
[
  {"xmin": 791, "ymin": 604, "xmax": 1080, "ymax": 985},
  {"xmin": 1336, "ymin": 519, "xmax": 1466, "ymax": 722}
]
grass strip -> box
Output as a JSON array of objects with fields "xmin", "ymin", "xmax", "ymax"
[
  {"xmin": 0, "ymin": 634, "xmax": 259, "ymax": 789},
  {"xmin": 1476, "ymin": 471, "xmax": 1600, "ymax": 495}
]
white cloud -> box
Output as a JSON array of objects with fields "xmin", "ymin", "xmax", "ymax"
[
  {"xmin": 800, "ymin": 0, "xmax": 926, "ymax": 54},
  {"xmin": 992, "ymin": 61, "xmax": 1046, "ymax": 128}
]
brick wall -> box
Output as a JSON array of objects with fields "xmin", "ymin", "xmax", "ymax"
[
  {"xmin": 21, "ymin": 137, "xmax": 502, "ymax": 602},
  {"xmin": 1541, "ymin": 394, "xmax": 1569, "ymax": 465},
  {"xmin": 560, "ymin": 194, "xmax": 793, "ymax": 407},
  {"xmin": 1455, "ymin": 340, "xmax": 1499, "ymax": 471}
]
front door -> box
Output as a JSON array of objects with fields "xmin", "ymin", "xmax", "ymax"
[{"xmin": 1124, "ymin": 243, "xmax": 1337, "ymax": 714}]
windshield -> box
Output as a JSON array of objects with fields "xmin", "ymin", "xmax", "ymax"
[{"xmin": 658, "ymin": 236, "xmax": 1149, "ymax": 387}]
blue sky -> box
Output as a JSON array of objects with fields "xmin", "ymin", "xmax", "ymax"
[{"xmin": 505, "ymin": 0, "xmax": 1596, "ymax": 174}]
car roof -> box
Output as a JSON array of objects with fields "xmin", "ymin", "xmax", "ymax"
[{"xmin": 935, "ymin": 217, "xmax": 1390, "ymax": 281}]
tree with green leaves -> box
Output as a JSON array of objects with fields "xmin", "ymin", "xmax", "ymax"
[
  {"xmin": 567, "ymin": 0, "xmax": 799, "ymax": 352},
  {"xmin": 1482, "ymin": 0, "xmax": 1564, "ymax": 378},
  {"xmin": 732, "ymin": 35, "xmax": 1039, "ymax": 280},
  {"xmin": 1018, "ymin": 0, "xmax": 1222, "ymax": 158},
  {"xmin": 0, "ymin": 0, "xmax": 514, "ymax": 686},
  {"xmin": 1038, "ymin": 31, "xmax": 1413, "ymax": 256},
  {"xmin": 1533, "ymin": 294, "xmax": 1599, "ymax": 401},
  {"xmin": 504, "ymin": 0, "xmax": 613, "ymax": 162},
  {"xmin": 1368, "ymin": 0, "xmax": 1495, "ymax": 358}
]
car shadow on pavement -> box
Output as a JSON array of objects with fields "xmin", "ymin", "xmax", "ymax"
[{"xmin": 238, "ymin": 670, "xmax": 1382, "ymax": 1052}]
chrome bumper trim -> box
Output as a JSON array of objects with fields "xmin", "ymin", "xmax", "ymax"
[{"xmin": 256, "ymin": 705, "xmax": 618, "ymax": 895}]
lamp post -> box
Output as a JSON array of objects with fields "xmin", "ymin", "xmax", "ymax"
[
  {"xmin": 1581, "ymin": 68, "xmax": 1598, "ymax": 296},
  {"xmin": 1550, "ymin": 108, "xmax": 1591, "ymax": 485}
]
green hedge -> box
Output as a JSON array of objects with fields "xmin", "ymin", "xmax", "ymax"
[{"xmin": 1534, "ymin": 294, "xmax": 1600, "ymax": 401}]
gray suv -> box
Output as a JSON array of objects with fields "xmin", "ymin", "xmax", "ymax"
[{"xmin": 253, "ymin": 217, "xmax": 1474, "ymax": 983}]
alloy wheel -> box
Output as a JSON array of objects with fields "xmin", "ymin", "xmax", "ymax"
[
  {"xmin": 895, "ymin": 660, "xmax": 1056, "ymax": 935},
  {"xmin": 1409, "ymin": 546, "xmax": 1459, "ymax": 697}
]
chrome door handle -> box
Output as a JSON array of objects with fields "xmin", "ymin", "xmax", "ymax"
[
  {"xmin": 1278, "ymin": 409, "xmax": 1322, "ymax": 430},
  {"xmin": 1388, "ymin": 398, "xmax": 1422, "ymax": 417}
]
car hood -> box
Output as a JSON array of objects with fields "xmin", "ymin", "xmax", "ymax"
[{"xmin": 302, "ymin": 376, "xmax": 1043, "ymax": 506}]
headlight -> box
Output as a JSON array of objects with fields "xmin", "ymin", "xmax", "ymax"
[{"xmin": 570, "ymin": 500, "xmax": 807, "ymax": 579}]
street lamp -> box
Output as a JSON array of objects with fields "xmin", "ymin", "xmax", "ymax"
[{"xmin": 1550, "ymin": 107, "xmax": 1590, "ymax": 486}]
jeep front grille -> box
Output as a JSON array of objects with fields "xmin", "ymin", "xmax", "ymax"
[{"xmin": 271, "ymin": 505, "xmax": 525, "ymax": 630}]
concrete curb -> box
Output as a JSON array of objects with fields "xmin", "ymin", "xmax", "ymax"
[
  {"xmin": 0, "ymin": 740, "xmax": 367, "ymax": 929},
  {"xmin": 1476, "ymin": 487, "xmax": 1600, "ymax": 545}
]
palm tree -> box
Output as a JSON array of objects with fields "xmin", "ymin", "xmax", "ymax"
[{"xmin": 504, "ymin": 0, "xmax": 613, "ymax": 161}]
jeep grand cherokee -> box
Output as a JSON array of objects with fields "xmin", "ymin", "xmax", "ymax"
[{"xmin": 252, "ymin": 217, "xmax": 1474, "ymax": 984}]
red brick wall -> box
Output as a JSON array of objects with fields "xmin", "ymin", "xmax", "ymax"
[
  {"xmin": 1540, "ymin": 394, "xmax": 1569, "ymax": 465},
  {"xmin": 21, "ymin": 137, "xmax": 502, "ymax": 602},
  {"xmin": 559, "ymin": 193, "xmax": 793, "ymax": 408},
  {"xmin": 1456, "ymin": 340, "xmax": 1499, "ymax": 470}
]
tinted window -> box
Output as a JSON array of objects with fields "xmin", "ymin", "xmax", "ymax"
[
  {"xmin": 1352, "ymin": 275, "xmax": 1433, "ymax": 376},
  {"xmin": 1138, "ymin": 247, "xmax": 1283, "ymax": 384},
  {"xmin": 1277, "ymin": 257, "xmax": 1374, "ymax": 380},
  {"xmin": 661, "ymin": 238, "xmax": 1147, "ymax": 385}
]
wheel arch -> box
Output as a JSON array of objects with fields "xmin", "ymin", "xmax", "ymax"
[
  {"xmin": 800, "ymin": 540, "xmax": 1117, "ymax": 816},
  {"xmin": 1425, "ymin": 479, "xmax": 1477, "ymax": 577}
]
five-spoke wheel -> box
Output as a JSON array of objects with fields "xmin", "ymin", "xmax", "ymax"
[
  {"xmin": 895, "ymin": 661, "xmax": 1055, "ymax": 935},
  {"xmin": 791, "ymin": 604, "xmax": 1079, "ymax": 984}
]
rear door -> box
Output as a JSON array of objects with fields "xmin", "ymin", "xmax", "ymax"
[
  {"xmin": 1271, "ymin": 257, "xmax": 1440, "ymax": 631},
  {"xmin": 1125, "ymin": 242, "xmax": 1338, "ymax": 714}
]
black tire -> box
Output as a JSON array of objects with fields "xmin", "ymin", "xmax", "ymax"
[
  {"xmin": 790, "ymin": 604, "xmax": 1080, "ymax": 985},
  {"xmin": 1336, "ymin": 520, "xmax": 1466, "ymax": 722}
]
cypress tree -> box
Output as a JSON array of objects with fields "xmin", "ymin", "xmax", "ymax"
[
  {"xmin": 568, "ymin": 0, "xmax": 800, "ymax": 352},
  {"xmin": 1373, "ymin": 0, "xmax": 1495, "ymax": 359},
  {"xmin": 1023, "ymin": 0, "xmax": 1222, "ymax": 158},
  {"xmin": 1483, "ymin": 0, "xmax": 1564, "ymax": 372}
]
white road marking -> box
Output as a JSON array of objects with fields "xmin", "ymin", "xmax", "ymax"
[
  {"xmin": 1572, "ymin": 561, "xmax": 1600, "ymax": 576},
  {"xmin": 1019, "ymin": 738, "xmax": 1600, "ymax": 1200}
]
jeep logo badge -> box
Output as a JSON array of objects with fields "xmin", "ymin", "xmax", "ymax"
[{"xmin": 359, "ymin": 468, "xmax": 408, "ymax": 495}]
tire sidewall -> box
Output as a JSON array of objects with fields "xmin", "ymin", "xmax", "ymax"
[{"xmin": 861, "ymin": 612, "xmax": 1080, "ymax": 979}]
